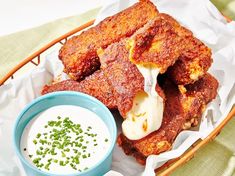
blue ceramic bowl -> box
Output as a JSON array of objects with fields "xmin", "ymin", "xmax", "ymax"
[{"xmin": 13, "ymin": 91, "xmax": 117, "ymax": 176}]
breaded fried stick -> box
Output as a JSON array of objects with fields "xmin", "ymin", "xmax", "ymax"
[
  {"xmin": 126, "ymin": 14, "xmax": 184, "ymax": 73},
  {"xmin": 59, "ymin": 1, "xmax": 158, "ymax": 80},
  {"xmin": 98, "ymin": 13, "xmax": 186, "ymax": 117},
  {"xmin": 127, "ymin": 13, "xmax": 212, "ymax": 85},
  {"xmin": 99, "ymin": 40, "xmax": 165, "ymax": 117},
  {"xmin": 117, "ymin": 73, "xmax": 218, "ymax": 165},
  {"xmin": 161, "ymin": 14, "xmax": 212, "ymax": 85},
  {"xmin": 41, "ymin": 71, "xmax": 117, "ymax": 109}
]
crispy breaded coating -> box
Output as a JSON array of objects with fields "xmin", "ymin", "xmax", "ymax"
[
  {"xmin": 167, "ymin": 37, "xmax": 212, "ymax": 85},
  {"xmin": 42, "ymin": 40, "xmax": 165, "ymax": 116},
  {"xmin": 99, "ymin": 40, "xmax": 165, "ymax": 117},
  {"xmin": 59, "ymin": 1, "xmax": 158, "ymax": 80},
  {"xmin": 41, "ymin": 71, "xmax": 117, "ymax": 109},
  {"xmin": 161, "ymin": 13, "xmax": 212, "ymax": 85},
  {"xmin": 117, "ymin": 73, "xmax": 218, "ymax": 165},
  {"xmin": 126, "ymin": 13, "xmax": 212, "ymax": 84},
  {"xmin": 100, "ymin": 41, "xmax": 144, "ymax": 116},
  {"xmin": 126, "ymin": 15, "xmax": 183, "ymax": 73}
]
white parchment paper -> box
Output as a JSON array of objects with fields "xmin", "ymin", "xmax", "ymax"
[{"xmin": 0, "ymin": 0, "xmax": 235, "ymax": 176}]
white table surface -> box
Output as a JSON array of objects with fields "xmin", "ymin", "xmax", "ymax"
[{"xmin": 0, "ymin": 0, "xmax": 113, "ymax": 36}]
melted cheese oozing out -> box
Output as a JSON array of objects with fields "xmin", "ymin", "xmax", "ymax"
[{"xmin": 122, "ymin": 65, "xmax": 164, "ymax": 140}]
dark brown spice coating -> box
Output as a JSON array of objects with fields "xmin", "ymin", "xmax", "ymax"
[
  {"xmin": 128, "ymin": 13, "xmax": 212, "ymax": 85},
  {"xmin": 99, "ymin": 40, "xmax": 165, "ymax": 117},
  {"xmin": 161, "ymin": 13, "xmax": 212, "ymax": 85},
  {"xmin": 59, "ymin": 1, "xmax": 158, "ymax": 80},
  {"xmin": 167, "ymin": 36, "xmax": 212, "ymax": 85},
  {"xmin": 42, "ymin": 39, "xmax": 166, "ymax": 117},
  {"xmin": 41, "ymin": 71, "xmax": 117, "ymax": 109},
  {"xmin": 127, "ymin": 14, "xmax": 184, "ymax": 73},
  {"xmin": 117, "ymin": 73, "xmax": 218, "ymax": 165}
]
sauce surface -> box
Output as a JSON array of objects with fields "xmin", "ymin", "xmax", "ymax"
[{"xmin": 21, "ymin": 105, "xmax": 111, "ymax": 175}]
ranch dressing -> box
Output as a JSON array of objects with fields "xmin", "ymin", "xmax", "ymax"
[{"xmin": 21, "ymin": 105, "xmax": 111, "ymax": 175}]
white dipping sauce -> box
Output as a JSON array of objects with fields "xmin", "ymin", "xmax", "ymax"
[{"xmin": 21, "ymin": 105, "xmax": 111, "ymax": 175}]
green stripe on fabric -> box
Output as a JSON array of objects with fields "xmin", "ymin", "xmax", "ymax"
[
  {"xmin": 0, "ymin": 7, "xmax": 100, "ymax": 79},
  {"xmin": 172, "ymin": 118, "xmax": 235, "ymax": 176}
]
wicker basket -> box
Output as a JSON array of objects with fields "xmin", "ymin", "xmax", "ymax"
[{"xmin": 0, "ymin": 18, "xmax": 234, "ymax": 176}]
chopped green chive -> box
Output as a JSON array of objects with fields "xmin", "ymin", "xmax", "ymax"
[
  {"xmin": 64, "ymin": 148, "xmax": 70, "ymax": 152},
  {"xmin": 29, "ymin": 116, "xmax": 107, "ymax": 171},
  {"xmin": 33, "ymin": 157, "xmax": 41, "ymax": 164},
  {"xmin": 45, "ymin": 163, "xmax": 51, "ymax": 170},
  {"xmin": 36, "ymin": 133, "xmax": 41, "ymax": 138},
  {"xmin": 61, "ymin": 151, "xmax": 66, "ymax": 157}
]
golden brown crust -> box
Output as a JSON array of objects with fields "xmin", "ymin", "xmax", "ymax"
[
  {"xmin": 127, "ymin": 15, "xmax": 184, "ymax": 73},
  {"xmin": 167, "ymin": 37, "xmax": 212, "ymax": 85},
  {"xmin": 99, "ymin": 40, "xmax": 165, "ymax": 117},
  {"xmin": 42, "ymin": 40, "xmax": 166, "ymax": 116},
  {"xmin": 127, "ymin": 13, "xmax": 212, "ymax": 84},
  {"xmin": 59, "ymin": 1, "xmax": 158, "ymax": 80},
  {"xmin": 100, "ymin": 41, "xmax": 144, "ymax": 117},
  {"xmin": 41, "ymin": 71, "xmax": 117, "ymax": 109},
  {"xmin": 118, "ymin": 73, "xmax": 218, "ymax": 164},
  {"xmin": 161, "ymin": 13, "xmax": 212, "ymax": 85}
]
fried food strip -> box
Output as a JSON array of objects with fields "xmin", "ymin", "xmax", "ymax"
[
  {"xmin": 99, "ymin": 40, "xmax": 144, "ymax": 116},
  {"xmin": 127, "ymin": 13, "xmax": 212, "ymax": 84},
  {"xmin": 161, "ymin": 14, "xmax": 212, "ymax": 85},
  {"xmin": 126, "ymin": 14, "xmax": 184, "ymax": 73},
  {"xmin": 59, "ymin": 1, "xmax": 158, "ymax": 80},
  {"xmin": 99, "ymin": 40, "xmax": 165, "ymax": 117},
  {"xmin": 41, "ymin": 71, "xmax": 117, "ymax": 109},
  {"xmin": 117, "ymin": 73, "xmax": 218, "ymax": 164},
  {"xmin": 167, "ymin": 37, "xmax": 212, "ymax": 85}
]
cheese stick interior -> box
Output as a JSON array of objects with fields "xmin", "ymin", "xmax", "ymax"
[
  {"xmin": 118, "ymin": 73, "xmax": 218, "ymax": 165},
  {"xmin": 59, "ymin": 1, "xmax": 158, "ymax": 80}
]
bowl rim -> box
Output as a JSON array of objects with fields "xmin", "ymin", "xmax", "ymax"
[{"xmin": 13, "ymin": 91, "xmax": 117, "ymax": 176}]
